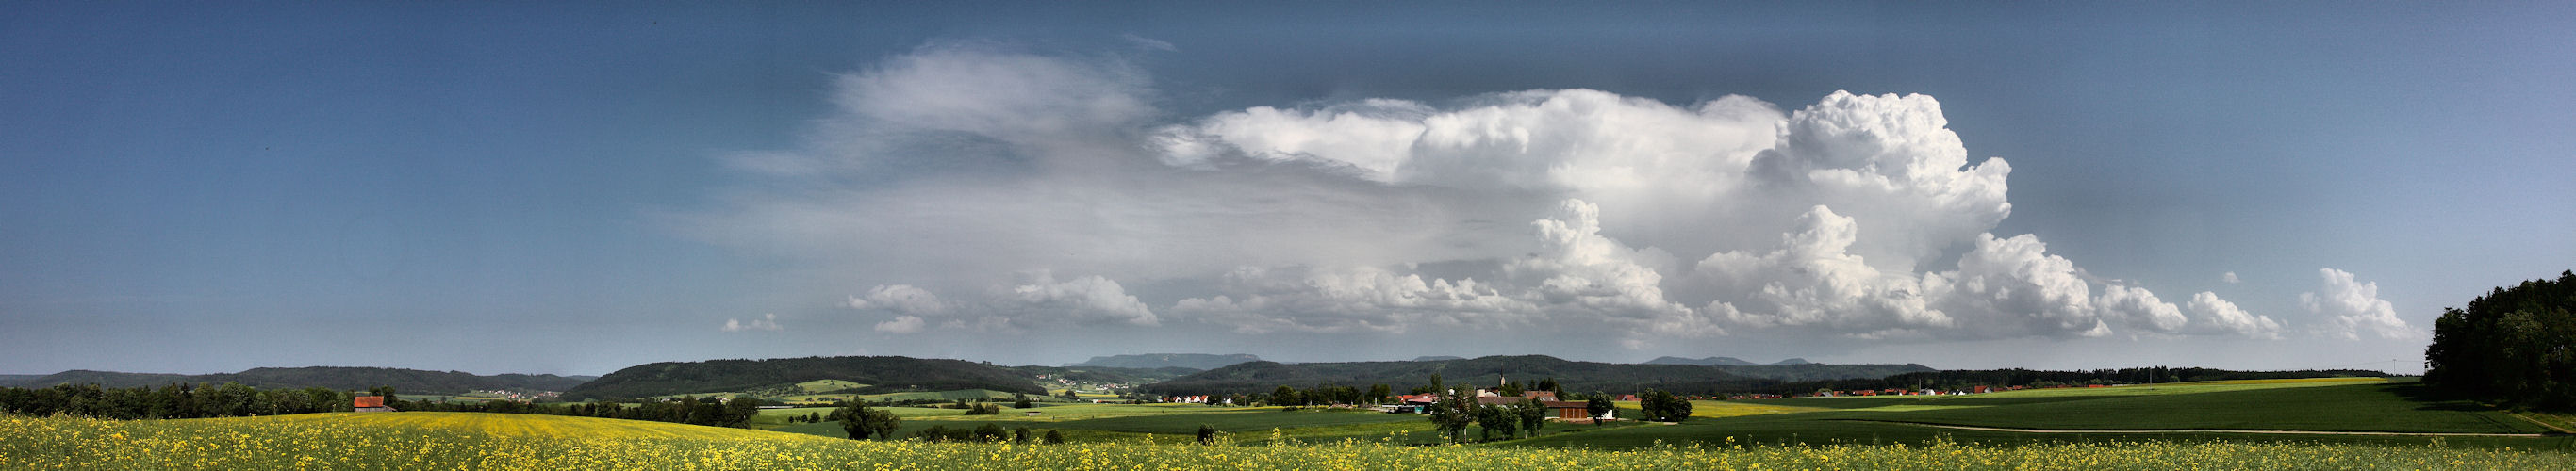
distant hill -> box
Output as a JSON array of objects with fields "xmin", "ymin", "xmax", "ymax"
[
  {"xmin": 563, "ymin": 356, "xmax": 1041, "ymax": 400},
  {"xmin": 1745, "ymin": 367, "xmax": 2392, "ymax": 396},
  {"xmin": 1644, "ymin": 356, "xmax": 1759, "ymax": 366},
  {"xmin": 1707, "ymin": 363, "xmax": 1933, "ymax": 382},
  {"xmin": 1644, "ymin": 356, "xmax": 1816, "ymax": 366},
  {"xmin": 1411, "ymin": 356, "xmax": 1466, "ymax": 362},
  {"xmin": 1141, "ymin": 355, "xmax": 1775, "ymax": 396},
  {"xmin": 0, "ymin": 367, "xmax": 595, "ymax": 394},
  {"xmin": 1068, "ymin": 353, "xmax": 1263, "ymax": 371},
  {"xmin": 1009, "ymin": 365, "xmax": 1198, "ymax": 385}
]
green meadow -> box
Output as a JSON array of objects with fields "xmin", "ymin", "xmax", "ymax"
[{"xmin": 1516, "ymin": 378, "xmax": 2570, "ymax": 450}]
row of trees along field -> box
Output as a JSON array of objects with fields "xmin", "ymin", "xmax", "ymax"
[
  {"xmin": 0, "ymin": 382, "xmax": 356, "ymax": 419},
  {"xmin": 398, "ymin": 395, "xmax": 765, "ymax": 428},
  {"xmin": 2426, "ymin": 270, "xmax": 2576, "ymax": 410},
  {"xmin": 0, "ymin": 381, "xmax": 773, "ymax": 430}
]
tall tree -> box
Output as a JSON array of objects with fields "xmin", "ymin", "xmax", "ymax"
[
  {"xmin": 1427, "ymin": 392, "xmax": 1475, "ymax": 443},
  {"xmin": 833, "ymin": 402, "xmax": 901, "ymax": 440},
  {"xmin": 2426, "ymin": 270, "xmax": 2576, "ymax": 410},
  {"xmin": 1475, "ymin": 402, "xmax": 1515, "ymax": 440},
  {"xmin": 1513, "ymin": 398, "xmax": 1547, "ymax": 437},
  {"xmin": 1585, "ymin": 396, "xmax": 1614, "ymax": 425}
]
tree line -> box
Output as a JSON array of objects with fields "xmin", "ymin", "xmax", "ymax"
[
  {"xmin": 398, "ymin": 394, "xmax": 765, "ymax": 428},
  {"xmin": 2427, "ymin": 270, "xmax": 2576, "ymax": 410},
  {"xmin": 0, "ymin": 381, "xmax": 779, "ymax": 430},
  {"xmin": 0, "ymin": 382, "xmax": 355, "ymax": 419}
]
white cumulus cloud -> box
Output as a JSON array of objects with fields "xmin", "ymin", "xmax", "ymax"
[
  {"xmin": 685, "ymin": 44, "xmax": 2300, "ymax": 348},
  {"xmin": 845, "ymin": 284, "xmax": 950, "ymax": 316},
  {"xmin": 2302, "ymin": 268, "xmax": 2420, "ymax": 339},
  {"xmin": 997, "ymin": 272, "xmax": 1160, "ymax": 326},
  {"xmin": 873, "ymin": 316, "xmax": 925, "ymax": 334},
  {"xmin": 2186, "ymin": 291, "xmax": 2282, "ymax": 339}
]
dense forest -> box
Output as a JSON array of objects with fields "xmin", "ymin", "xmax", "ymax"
[
  {"xmin": 0, "ymin": 366, "xmax": 594, "ymax": 394},
  {"xmin": 2425, "ymin": 270, "xmax": 2576, "ymax": 410},
  {"xmin": 1138, "ymin": 355, "xmax": 1924, "ymax": 396},
  {"xmin": 564, "ymin": 356, "xmax": 1043, "ymax": 400}
]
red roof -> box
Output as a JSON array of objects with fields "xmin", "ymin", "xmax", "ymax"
[{"xmin": 354, "ymin": 396, "xmax": 385, "ymax": 408}]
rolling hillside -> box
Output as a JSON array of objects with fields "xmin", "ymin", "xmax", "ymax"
[
  {"xmin": 0, "ymin": 366, "xmax": 595, "ymax": 394},
  {"xmin": 564, "ymin": 355, "xmax": 1042, "ymax": 400},
  {"xmin": 1068, "ymin": 353, "xmax": 1263, "ymax": 370},
  {"xmin": 1141, "ymin": 355, "xmax": 1760, "ymax": 395},
  {"xmin": 1140, "ymin": 355, "xmax": 1930, "ymax": 395},
  {"xmin": 1645, "ymin": 356, "xmax": 1814, "ymax": 366}
]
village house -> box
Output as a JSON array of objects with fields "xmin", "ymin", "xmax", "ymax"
[{"xmin": 353, "ymin": 396, "xmax": 393, "ymax": 413}]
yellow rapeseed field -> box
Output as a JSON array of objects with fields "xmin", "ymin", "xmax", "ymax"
[{"xmin": 5, "ymin": 413, "xmax": 2570, "ymax": 470}]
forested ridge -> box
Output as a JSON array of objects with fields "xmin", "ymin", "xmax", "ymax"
[
  {"xmin": 0, "ymin": 366, "xmax": 594, "ymax": 394},
  {"xmin": 564, "ymin": 356, "xmax": 1042, "ymax": 400},
  {"xmin": 1140, "ymin": 355, "xmax": 1926, "ymax": 395}
]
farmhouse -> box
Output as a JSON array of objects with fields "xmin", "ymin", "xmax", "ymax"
[{"xmin": 353, "ymin": 396, "xmax": 393, "ymax": 413}]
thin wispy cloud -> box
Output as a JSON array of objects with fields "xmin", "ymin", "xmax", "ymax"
[{"xmin": 721, "ymin": 314, "xmax": 783, "ymax": 333}]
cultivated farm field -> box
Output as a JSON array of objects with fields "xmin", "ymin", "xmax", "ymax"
[
  {"xmin": 9, "ymin": 377, "xmax": 2575, "ymax": 469},
  {"xmin": 8, "ymin": 412, "xmax": 2573, "ymax": 470}
]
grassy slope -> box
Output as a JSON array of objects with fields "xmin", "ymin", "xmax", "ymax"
[{"xmin": 1874, "ymin": 383, "xmax": 2535, "ymax": 433}]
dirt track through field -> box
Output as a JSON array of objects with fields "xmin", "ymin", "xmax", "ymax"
[{"xmin": 1867, "ymin": 420, "xmax": 2557, "ymax": 438}]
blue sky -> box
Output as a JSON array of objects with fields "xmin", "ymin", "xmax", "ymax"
[{"xmin": 4, "ymin": 2, "xmax": 2569, "ymax": 376}]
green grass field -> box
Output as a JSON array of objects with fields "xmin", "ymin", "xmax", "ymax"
[
  {"xmin": 1520, "ymin": 378, "xmax": 2573, "ymax": 450},
  {"xmin": 765, "ymin": 404, "xmax": 1455, "ymax": 445}
]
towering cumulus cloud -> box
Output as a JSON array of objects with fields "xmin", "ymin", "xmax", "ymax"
[{"xmin": 688, "ymin": 43, "xmax": 2305, "ymax": 347}]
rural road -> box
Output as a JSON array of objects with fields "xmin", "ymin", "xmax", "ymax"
[{"xmin": 1870, "ymin": 421, "xmax": 2557, "ymax": 438}]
